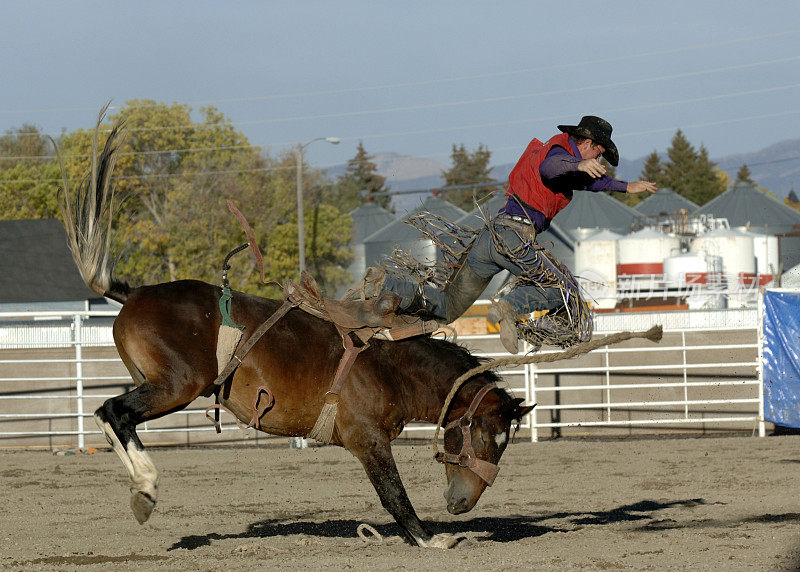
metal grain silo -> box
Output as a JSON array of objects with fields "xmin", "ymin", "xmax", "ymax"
[
  {"xmin": 689, "ymin": 229, "xmax": 756, "ymax": 285},
  {"xmin": 617, "ymin": 228, "xmax": 680, "ymax": 277},
  {"xmin": 575, "ymin": 229, "xmax": 621, "ymax": 310}
]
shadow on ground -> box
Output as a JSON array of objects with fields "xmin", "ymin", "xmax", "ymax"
[{"xmin": 168, "ymin": 497, "xmax": 764, "ymax": 551}]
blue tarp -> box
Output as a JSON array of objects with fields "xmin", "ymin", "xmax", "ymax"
[{"xmin": 763, "ymin": 290, "xmax": 800, "ymax": 428}]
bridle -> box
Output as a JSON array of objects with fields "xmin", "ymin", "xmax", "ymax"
[{"xmin": 434, "ymin": 383, "xmax": 500, "ymax": 486}]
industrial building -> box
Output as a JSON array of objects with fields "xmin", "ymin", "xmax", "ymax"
[{"xmin": 347, "ymin": 182, "xmax": 800, "ymax": 314}]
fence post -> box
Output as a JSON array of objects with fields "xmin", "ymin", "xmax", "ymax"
[
  {"xmin": 523, "ymin": 342, "xmax": 532, "ymax": 436},
  {"xmin": 757, "ymin": 291, "xmax": 766, "ymax": 437},
  {"xmin": 604, "ymin": 345, "xmax": 611, "ymax": 423},
  {"xmin": 529, "ymin": 362, "xmax": 538, "ymax": 442},
  {"xmin": 73, "ymin": 314, "xmax": 85, "ymax": 449},
  {"xmin": 681, "ymin": 331, "xmax": 689, "ymax": 419}
]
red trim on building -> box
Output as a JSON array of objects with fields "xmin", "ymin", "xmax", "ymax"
[
  {"xmin": 739, "ymin": 273, "xmax": 774, "ymax": 286},
  {"xmin": 616, "ymin": 262, "xmax": 664, "ymax": 276},
  {"xmin": 685, "ymin": 272, "xmax": 709, "ymax": 284}
]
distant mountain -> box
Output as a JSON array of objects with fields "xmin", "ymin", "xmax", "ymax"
[
  {"xmin": 325, "ymin": 139, "xmax": 800, "ymax": 212},
  {"xmin": 715, "ymin": 139, "xmax": 800, "ymax": 198},
  {"xmin": 325, "ymin": 152, "xmax": 446, "ymax": 186}
]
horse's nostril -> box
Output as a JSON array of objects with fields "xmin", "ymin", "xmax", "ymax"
[{"xmin": 447, "ymin": 497, "xmax": 470, "ymax": 515}]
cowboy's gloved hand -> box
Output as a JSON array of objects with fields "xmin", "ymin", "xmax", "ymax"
[
  {"xmin": 626, "ymin": 180, "xmax": 658, "ymax": 194},
  {"xmin": 577, "ymin": 158, "xmax": 606, "ymax": 178}
]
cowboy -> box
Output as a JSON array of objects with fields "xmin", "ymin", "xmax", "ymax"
[{"xmin": 345, "ymin": 116, "xmax": 657, "ymax": 353}]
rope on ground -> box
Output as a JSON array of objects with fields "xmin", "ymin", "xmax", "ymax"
[
  {"xmin": 357, "ymin": 523, "xmax": 384, "ymax": 544},
  {"xmin": 432, "ymin": 325, "xmax": 664, "ymax": 457}
]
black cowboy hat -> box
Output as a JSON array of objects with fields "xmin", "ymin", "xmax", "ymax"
[{"xmin": 557, "ymin": 115, "xmax": 619, "ymax": 166}]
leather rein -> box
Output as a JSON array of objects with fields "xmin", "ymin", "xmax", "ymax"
[{"xmin": 434, "ymin": 383, "xmax": 500, "ymax": 486}]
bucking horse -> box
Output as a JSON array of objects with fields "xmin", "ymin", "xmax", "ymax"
[{"xmin": 58, "ymin": 118, "xmax": 534, "ymax": 548}]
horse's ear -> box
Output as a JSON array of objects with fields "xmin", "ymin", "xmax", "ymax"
[{"xmin": 509, "ymin": 397, "xmax": 535, "ymax": 419}]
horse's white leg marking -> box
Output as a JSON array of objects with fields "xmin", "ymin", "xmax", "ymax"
[
  {"xmin": 126, "ymin": 443, "xmax": 159, "ymax": 524},
  {"xmin": 416, "ymin": 532, "xmax": 465, "ymax": 548},
  {"xmin": 126, "ymin": 444, "xmax": 159, "ymax": 499},
  {"xmin": 94, "ymin": 413, "xmax": 135, "ymax": 477},
  {"xmin": 94, "ymin": 413, "xmax": 158, "ymax": 524}
]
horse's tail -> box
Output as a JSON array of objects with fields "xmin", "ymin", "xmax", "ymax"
[{"xmin": 56, "ymin": 106, "xmax": 131, "ymax": 304}]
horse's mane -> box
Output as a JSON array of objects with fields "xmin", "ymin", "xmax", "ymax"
[
  {"xmin": 401, "ymin": 334, "xmax": 505, "ymax": 393},
  {"xmin": 418, "ymin": 335, "xmax": 495, "ymax": 368}
]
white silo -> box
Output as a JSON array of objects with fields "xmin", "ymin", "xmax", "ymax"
[
  {"xmin": 572, "ymin": 227, "xmax": 605, "ymax": 241},
  {"xmin": 617, "ymin": 228, "xmax": 681, "ymax": 277},
  {"xmin": 690, "ymin": 229, "xmax": 756, "ymax": 308},
  {"xmin": 664, "ymin": 253, "xmax": 725, "ymax": 309},
  {"xmin": 736, "ymin": 229, "xmax": 780, "ymax": 285},
  {"xmin": 663, "ymin": 252, "xmax": 708, "ymax": 287},
  {"xmin": 575, "ymin": 229, "xmax": 621, "ymax": 310},
  {"xmin": 690, "ymin": 229, "xmax": 756, "ymax": 284}
]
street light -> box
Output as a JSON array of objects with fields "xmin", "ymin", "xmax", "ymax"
[
  {"xmin": 295, "ymin": 137, "xmax": 340, "ymax": 276},
  {"xmin": 290, "ymin": 136, "xmax": 339, "ymax": 452}
]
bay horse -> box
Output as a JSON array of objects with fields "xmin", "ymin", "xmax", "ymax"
[{"xmin": 59, "ymin": 122, "xmax": 532, "ymax": 548}]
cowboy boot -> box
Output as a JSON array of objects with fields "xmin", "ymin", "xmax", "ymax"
[
  {"xmin": 443, "ymin": 261, "xmax": 491, "ymax": 323},
  {"xmin": 362, "ymin": 266, "xmax": 387, "ymax": 298},
  {"xmin": 342, "ymin": 266, "xmax": 387, "ymax": 302},
  {"xmin": 487, "ymin": 299, "xmax": 520, "ymax": 355}
]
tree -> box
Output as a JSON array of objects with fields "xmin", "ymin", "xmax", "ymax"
[
  {"xmin": 736, "ymin": 164, "xmax": 755, "ymax": 184},
  {"xmin": 693, "ymin": 145, "xmax": 727, "ymax": 204},
  {"xmin": 0, "ymin": 125, "xmax": 61, "ymax": 220},
  {"xmin": 785, "ymin": 189, "xmax": 800, "ymax": 213},
  {"xmin": 661, "ymin": 130, "xmax": 698, "ymax": 199},
  {"xmin": 56, "ymin": 101, "xmax": 353, "ymax": 296},
  {"xmin": 0, "ymin": 124, "xmax": 52, "ymax": 168},
  {"xmin": 59, "ymin": 101, "xmax": 263, "ymax": 286},
  {"xmin": 441, "ymin": 143, "xmax": 497, "ymax": 210},
  {"xmin": 640, "ymin": 150, "xmax": 665, "ymax": 185},
  {"xmin": 600, "ymin": 157, "xmax": 616, "ymax": 180},
  {"xmin": 604, "ymin": 156, "xmax": 645, "ymax": 208},
  {"xmin": 658, "ymin": 130, "xmax": 725, "ymax": 206},
  {"xmin": 336, "ymin": 141, "xmax": 391, "ymax": 212}
]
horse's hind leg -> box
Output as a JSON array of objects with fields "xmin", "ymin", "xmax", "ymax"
[{"xmin": 95, "ymin": 381, "xmax": 199, "ymax": 524}]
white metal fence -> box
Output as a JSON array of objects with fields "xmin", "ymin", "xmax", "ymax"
[
  {"xmin": 0, "ymin": 306, "xmax": 764, "ymax": 448},
  {"xmin": 525, "ymin": 326, "xmax": 762, "ymax": 441},
  {"xmin": 0, "ymin": 310, "xmax": 247, "ymax": 449}
]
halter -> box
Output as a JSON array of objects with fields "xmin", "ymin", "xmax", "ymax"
[{"xmin": 434, "ymin": 383, "xmax": 500, "ymax": 486}]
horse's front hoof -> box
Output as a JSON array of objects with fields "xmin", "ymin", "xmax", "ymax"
[{"xmin": 130, "ymin": 490, "xmax": 156, "ymax": 524}]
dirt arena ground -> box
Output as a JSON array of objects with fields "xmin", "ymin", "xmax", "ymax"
[{"xmin": 3, "ymin": 435, "xmax": 800, "ymax": 570}]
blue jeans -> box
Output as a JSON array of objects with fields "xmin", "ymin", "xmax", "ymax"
[{"xmin": 384, "ymin": 218, "xmax": 565, "ymax": 321}]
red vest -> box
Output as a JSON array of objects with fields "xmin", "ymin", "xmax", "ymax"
[{"xmin": 507, "ymin": 132, "xmax": 574, "ymax": 220}]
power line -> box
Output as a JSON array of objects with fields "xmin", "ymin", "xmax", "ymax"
[
  {"xmin": 2, "ymin": 108, "xmax": 797, "ymax": 186},
  {"xmin": 622, "ymin": 110, "xmax": 800, "ymax": 138},
  {"xmin": 2, "ymin": 89, "xmax": 799, "ymax": 182},
  {"xmin": 3, "ymin": 82, "xmax": 799, "ymax": 163},
  {"xmin": 0, "ymin": 29, "xmax": 796, "ymax": 115},
  {"xmin": 73, "ymin": 56, "xmax": 799, "ymax": 136},
  {"xmin": 346, "ymin": 95, "xmax": 800, "ymax": 144},
  {"xmin": 746, "ymin": 155, "xmax": 800, "ymax": 168},
  {"xmin": 229, "ymin": 57, "xmax": 800, "ymax": 127},
  {"xmin": 0, "ymin": 164, "xmax": 300, "ymax": 185},
  {"xmin": 0, "ymin": 143, "xmax": 262, "ymax": 162},
  {"xmin": 1, "ymin": 108, "xmax": 797, "ymax": 184}
]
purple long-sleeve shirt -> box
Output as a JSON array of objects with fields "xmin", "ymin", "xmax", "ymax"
[{"xmin": 499, "ymin": 136, "xmax": 628, "ymax": 231}]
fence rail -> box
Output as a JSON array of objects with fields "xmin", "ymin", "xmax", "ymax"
[
  {"xmin": 526, "ymin": 320, "xmax": 762, "ymax": 441},
  {"xmin": 0, "ymin": 306, "xmax": 765, "ymax": 448}
]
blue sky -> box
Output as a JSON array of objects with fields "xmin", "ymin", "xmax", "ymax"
[{"xmin": 1, "ymin": 1, "xmax": 798, "ymax": 169}]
